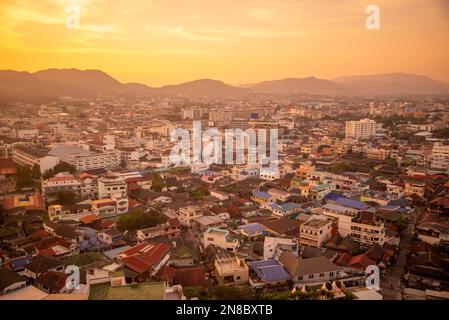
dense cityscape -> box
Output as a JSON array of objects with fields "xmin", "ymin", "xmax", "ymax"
[
  {"xmin": 1, "ymin": 0, "xmax": 449, "ymax": 305},
  {"xmin": 1, "ymin": 81, "xmax": 449, "ymax": 300}
]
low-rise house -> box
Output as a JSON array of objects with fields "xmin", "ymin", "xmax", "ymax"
[
  {"xmin": 262, "ymin": 202, "xmax": 302, "ymax": 217},
  {"xmin": 203, "ymin": 228, "xmax": 240, "ymax": 252},
  {"xmin": 247, "ymin": 259, "xmax": 291, "ymax": 292},
  {"xmin": 41, "ymin": 173, "xmax": 81, "ymax": 198},
  {"xmin": 267, "ymin": 188, "xmax": 291, "ymax": 202},
  {"xmin": 91, "ymin": 196, "xmax": 129, "ymax": 218},
  {"xmin": 24, "ymin": 256, "xmax": 66, "ymax": 280},
  {"xmin": 260, "ymin": 216, "xmax": 302, "ymax": 237},
  {"xmin": 0, "ymin": 267, "xmax": 27, "ymax": 295},
  {"xmin": 238, "ymin": 223, "xmax": 266, "ymax": 238},
  {"xmin": 178, "ymin": 205, "xmax": 203, "ymax": 227},
  {"xmin": 136, "ymin": 219, "xmax": 181, "ymax": 242},
  {"xmin": 278, "ymin": 251, "xmax": 342, "ymax": 285},
  {"xmin": 416, "ymin": 222, "xmax": 449, "ymax": 245},
  {"xmin": 214, "ymin": 250, "xmax": 248, "ymax": 285},
  {"xmin": 43, "ymin": 222, "xmax": 83, "ymax": 244},
  {"xmin": 194, "ymin": 215, "xmax": 225, "ymax": 231},
  {"xmin": 263, "ymin": 236, "xmax": 299, "ymax": 260},
  {"xmin": 35, "ymin": 271, "xmax": 69, "ymax": 294},
  {"xmin": 309, "ymin": 184, "xmax": 333, "ymax": 201},
  {"xmin": 35, "ymin": 237, "xmax": 79, "ymax": 258},
  {"xmin": 119, "ymin": 243, "xmax": 171, "ymax": 283},
  {"xmin": 406, "ymin": 252, "xmax": 449, "ymax": 290},
  {"xmin": 97, "ymin": 228, "xmax": 123, "ymax": 245},
  {"xmin": 299, "ymin": 215, "xmax": 333, "ymax": 248},
  {"xmin": 251, "ymin": 191, "xmax": 274, "ymax": 204},
  {"xmin": 335, "ymin": 252, "xmax": 376, "ymax": 271}
]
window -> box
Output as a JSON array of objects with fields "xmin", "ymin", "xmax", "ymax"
[
  {"xmin": 308, "ymin": 274, "xmax": 314, "ymax": 279},
  {"xmin": 319, "ymin": 273, "xmax": 325, "ymax": 277}
]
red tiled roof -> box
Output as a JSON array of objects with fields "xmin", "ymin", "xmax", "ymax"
[
  {"xmin": 79, "ymin": 214, "xmax": 100, "ymax": 225},
  {"xmin": 32, "ymin": 230, "xmax": 50, "ymax": 239},
  {"xmin": 121, "ymin": 243, "xmax": 170, "ymax": 274},
  {"xmin": 348, "ymin": 254, "xmax": 376, "ymax": 270},
  {"xmin": 335, "ymin": 252, "xmax": 352, "ymax": 267},
  {"xmin": 38, "ymin": 247, "xmax": 56, "ymax": 256}
]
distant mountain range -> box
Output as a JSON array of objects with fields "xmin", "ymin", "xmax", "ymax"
[{"xmin": 1, "ymin": 68, "xmax": 449, "ymax": 102}]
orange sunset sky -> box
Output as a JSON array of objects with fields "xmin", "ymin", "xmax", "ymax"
[{"xmin": 0, "ymin": 0, "xmax": 448, "ymax": 86}]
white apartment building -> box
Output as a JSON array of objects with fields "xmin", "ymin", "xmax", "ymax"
[
  {"xmin": 98, "ymin": 176, "xmax": 127, "ymax": 199},
  {"xmin": 91, "ymin": 196, "xmax": 129, "ymax": 218},
  {"xmin": 13, "ymin": 145, "xmax": 60, "ymax": 174},
  {"xmin": 345, "ymin": 118, "xmax": 381, "ymax": 140},
  {"xmin": 259, "ymin": 167, "xmax": 280, "ymax": 181},
  {"xmin": 42, "ymin": 173, "xmax": 81, "ymax": 197},
  {"xmin": 431, "ymin": 142, "xmax": 449, "ymax": 169},
  {"xmin": 263, "ymin": 236, "xmax": 298, "ymax": 260},
  {"xmin": 322, "ymin": 204, "xmax": 385, "ymax": 246},
  {"xmin": 68, "ymin": 151, "xmax": 120, "ymax": 171},
  {"xmin": 178, "ymin": 205, "xmax": 203, "ymax": 227},
  {"xmin": 299, "ymin": 215, "xmax": 333, "ymax": 248}
]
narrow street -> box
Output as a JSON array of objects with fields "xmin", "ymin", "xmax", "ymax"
[{"xmin": 380, "ymin": 206, "xmax": 421, "ymax": 300}]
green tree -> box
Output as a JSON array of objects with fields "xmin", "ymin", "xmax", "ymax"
[
  {"xmin": 116, "ymin": 208, "xmax": 159, "ymax": 232},
  {"xmin": 395, "ymin": 218, "xmax": 409, "ymax": 232},
  {"xmin": 330, "ymin": 161, "xmax": 354, "ymax": 174},
  {"xmin": 14, "ymin": 165, "xmax": 36, "ymax": 190},
  {"xmin": 42, "ymin": 162, "xmax": 76, "ymax": 179},
  {"xmin": 55, "ymin": 190, "xmax": 77, "ymax": 205},
  {"xmin": 190, "ymin": 186, "xmax": 209, "ymax": 201},
  {"xmin": 150, "ymin": 174, "xmax": 165, "ymax": 192}
]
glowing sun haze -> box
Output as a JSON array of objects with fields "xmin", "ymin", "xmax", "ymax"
[{"xmin": 0, "ymin": 0, "xmax": 448, "ymax": 86}]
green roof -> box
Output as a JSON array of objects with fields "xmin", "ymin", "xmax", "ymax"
[{"xmin": 89, "ymin": 282, "xmax": 165, "ymax": 300}]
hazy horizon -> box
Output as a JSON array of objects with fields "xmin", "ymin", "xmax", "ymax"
[{"xmin": 3, "ymin": 67, "xmax": 449, "ymax": 88}]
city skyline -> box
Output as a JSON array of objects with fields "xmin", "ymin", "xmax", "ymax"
[{"xmin": 0, "ymin": 0, "xmax": 449, "ymax": 86}]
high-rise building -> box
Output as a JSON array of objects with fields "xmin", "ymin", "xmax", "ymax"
[{"xmin": 345, "ymin": 118, "xmax": 380, "ymax": 139}]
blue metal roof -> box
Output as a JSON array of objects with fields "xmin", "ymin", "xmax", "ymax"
[
  {"xmin": 103, "ymin": 245, "xmax": 131, "ymax": 260},
  {"xmin": 238, "ymin": 223, "xmax": 265, "ymax": 234},
  {"xmin": 248, "ymin": 259, "xmax": 291, "ymax": 282},
  {"xmin": 267, "ymin": 202, "xmax": 301, "ymax": 212},
  {"xmin": 325, "ymin": 192, "xmax": 342, "ymax": 202},
  {"xmin": 335, "ymin": 197, "xmax": 366, "ymax": 210},
  {"xmin": 252, "ymin": 191, "xmax": 272, "ymax": 199},
  {"xmin": 11, "ymin": 256, "xmax": 32, "ymax": 270}
]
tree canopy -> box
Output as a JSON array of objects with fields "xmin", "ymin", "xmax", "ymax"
[
  {"xmin": 14, "ymin": 164, "xmax": 40, "ymax": 190},
  {"xmin": 55, "ymin": 190, "xmax": 77, "ymax": 205},
  {"xmin": 116, "ymin": 208, "xmax": 159, "ymax": 232},
  {"xmin": 42, "ymin": 162, "xmax": 76, "ymax": 179},
  {"xmin": 150, "ymin": 174, "xmax": 165, "ymax": 192},
  {"xmin": 190, "ymin": 186, "xmax": 209, "ymax": 201}
]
